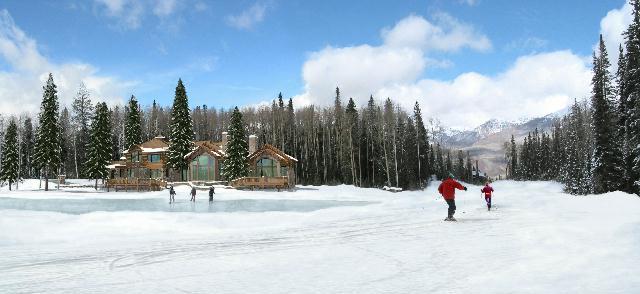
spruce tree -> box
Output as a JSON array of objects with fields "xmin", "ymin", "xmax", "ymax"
[
  {"xmin": 414, "ymin": 102, "xmax": 429, "ymax": 186},
  {"xmin": 167, "ymin": 79, "xmax": 195, "ymax": 180},
  {"xmin": 223, "ymin": 107, "xmax": 249, "ymax": 181},
  {"xmin": 509, "ymin": 135, "xmax": 518, "ymax": 179},
  {"xmin": 591, "ymin": 35, "xmax": 623, "ymax": 193},
  {"xmin": 124, "ymin": 95, "xmax": 143, "ymax": 149},
  {"xmin": 19, "ymin": 118, "xmax": 34, "ymax": 178},
  {"xmin": 85, "ymin": 103, "xmax": 112, "ymax": 190},
  {"xmin": 33, "ymin": 73, "xmax": 61, "ymax": 191},
  {"xmin": 622, "ymin": 0, "xmax": 640, "ymax": 192},
  {"xmin": 71, "ymin": 83, "xmax": 93, "ymax": 178},
  {"xmin": 0, "ymin": 119, "xmax": 19, "ymax": 190}
]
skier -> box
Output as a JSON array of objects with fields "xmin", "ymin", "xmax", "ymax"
[
  {"xmin": 481, "ymin": 182, "xmax": 494, "ymax": 211},
  {"xmin": 169, "ymin": 185, "xmax": 176, "ymax": 203},
  {"xmin": 438, "ymin": 173, "xmax": 467, "ymax": 221},
  {"xmin": 190, "ymin": 187, "xmax": 197, "ymax": 202},
  {"xmin": 208, "ymin": 185, "xmax": 215, "ymax": 202}
]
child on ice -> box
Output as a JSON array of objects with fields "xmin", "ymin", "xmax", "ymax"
[{"xmin": 481, "ymin": 182, "xmax": 494, "ymax": 211}]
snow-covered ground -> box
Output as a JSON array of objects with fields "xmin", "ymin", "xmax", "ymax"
[{"xmin": 0, "ymin": 180, "xmax": 639, "ymax": 293}]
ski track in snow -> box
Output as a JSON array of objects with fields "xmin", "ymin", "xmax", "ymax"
[{"xmin": 0, "ymin": 181, "xmax": 639, "ymax": 293}]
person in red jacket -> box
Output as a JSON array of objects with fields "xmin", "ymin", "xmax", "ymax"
[
  {"xmin": 481, "ymin": 182, "xmax": 494, "ymax": 211},
  {"xmin": 438, "ymin": 173, "xmax": 467, "ymax": 221}
]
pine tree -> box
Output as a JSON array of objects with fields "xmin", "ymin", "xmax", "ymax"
[
  {"xmin": 223, "ymin": 107, "xmax": 249, "ymax": 181},
  {"xmin": 124, "ymin": 95, "xmax": 143, "ymax": 149},
  {"xmin": 345, "ymin": 98, "xmax": 359, "ymax": 186},
  {"xmin": 19, "ymin": 118, "xmax": 34, "ymax": 178},
  {"xmin": 509, "ymin": 135, "xmax": 518, "ymax": 179},
  {"xmin": 591, "ymin": 35, "xmax": 623, "ymax": 193},
  {"xmin": 414, "ymin": 102, "xmax": 429, "ymax": 187},
  {"xmin": 33, "ymin": 73, "xmax": 61, "ymax": 191},
  {"xmin": 71, "ymin": 83, "xmax": 93, "ymax": 178},
  {"xmin": 0, "ymin": 119, "xmax": 19, "ymax": 190},
  {"xmin": 622, "ymin": 0, "xmax": 640, "ymax": 193},
  {"xmin": 167, "ymin": 79, "xmax": 195, "ymax": 180},
  {"xmin": 85, "ymin": 103, "xmax": 112, "ymax": 190}
]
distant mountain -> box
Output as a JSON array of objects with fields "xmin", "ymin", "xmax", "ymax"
[{"xmin": 429, "ymin": 107, "xmax": 567, "ymax": 178}]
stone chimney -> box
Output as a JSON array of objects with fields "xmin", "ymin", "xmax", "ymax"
[
  {"xmin": 221, "ymin": 132, "xmax": 228, "ymax": 152},
  {"xmin": 249, "ymin": 135, "xmax": 257, "ymax": 154}
]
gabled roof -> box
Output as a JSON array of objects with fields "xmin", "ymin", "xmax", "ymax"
[
  {"xmin": 184, "ymin": 140, "xmax": 226, "ymax": 160},
  {"xmin": 123, "ymin": 137, "xmax": 169, "ymax": 154},
  {"xmin": 248, "ymin": 144, "xmax": 298, "ymax": 166}
]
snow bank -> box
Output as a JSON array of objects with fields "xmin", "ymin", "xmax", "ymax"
[{"xmin": 0, "ymin": 180, "xmax": 639, "ymax": 293}]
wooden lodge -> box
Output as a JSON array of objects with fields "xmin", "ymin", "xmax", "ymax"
[{"xmin": 107, "ymin": 133, "xmax": 297, "ymax": 190}]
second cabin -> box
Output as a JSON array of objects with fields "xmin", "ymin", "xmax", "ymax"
[{"xmin": 107, "ymin": 133, "xmax": 297, "ymax": 189}]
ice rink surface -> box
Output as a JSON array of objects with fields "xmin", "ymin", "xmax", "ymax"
[{"xmin": 1, "ymin": 180, "xmax": 639, "ymax": 293}]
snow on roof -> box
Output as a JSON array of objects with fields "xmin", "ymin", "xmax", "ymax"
[
  {"xmin": 106, "ymin": 163, "xmax": 126, "ymax": 169},
  {"xmin": 141, "ymin": 147, "xmax": 168, "ymax": 153}
]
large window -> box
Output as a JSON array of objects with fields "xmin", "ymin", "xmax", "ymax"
[
  {"xmin": 190, "ymin": 154, "xmax": 216, "ymax": 181},
  {"xmin": 150, "ymin": 169, "xmax": 162, "ymax": 179},
  {"xmin": 281, "ymin": 165, "xmax": 288, "ymax": 177},
  {"xmin": 148, "ymin": 154, "xmax": 161, "ymax": 163},
  {"xmin": 130, "ymin": 151, "xmax": 140, "ymax": 162},
  {"xmin": 256, "ymin": 157, "xmax": 277, "ymax": 177}
]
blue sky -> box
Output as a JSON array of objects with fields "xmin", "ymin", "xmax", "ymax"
[{"xmin": 0, "ymin": 0, "xmax": 631, "ymax": 128}]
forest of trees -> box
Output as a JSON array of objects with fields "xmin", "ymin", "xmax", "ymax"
[
  {"xmin": 507, "ymin": 1, "xmax": 640, "ymax": 196},
  {"xmin": 0, "ymin": 77, "xmax": 485, "ymax": 191}
]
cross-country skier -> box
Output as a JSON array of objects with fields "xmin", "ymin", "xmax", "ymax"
[
  {"xmin": 481, "ymin": 182, "xmax": 494, "ymax": 211},
  {"xmin": 208, "ymin": 186, "xmax": 215, "ymax": 202},
  {"xmin": 438, "ymin": 173, "xmax": 467, "ymax": 221},
  {"xmin": 190, "ymin": 187, "xmax": 197, "ymax": 202},
  {"xmin": 169, "ymin": 185, "xmax": 176, "ymax": 203}
]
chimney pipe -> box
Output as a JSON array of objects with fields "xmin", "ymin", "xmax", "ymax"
[
  {"xmin": 249, "ymin": 135, "xmax": 257, "ymax": 154},
  {"xmin": 222, "ymin": 132, "xmax": 228, "ymax": 152}
]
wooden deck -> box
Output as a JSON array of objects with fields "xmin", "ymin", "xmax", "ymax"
[
  {"xmin": 106, "ymin": 178, "xmax": 167, "ymax": 192},
  {"xmin": 230, "ymin": 176, "xmax": 290, "ymax": 190}
]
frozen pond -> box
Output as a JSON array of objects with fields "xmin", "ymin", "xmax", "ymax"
[{"xmin": 0, "ymin": 197, "xmax": 374, "ymax": 214}]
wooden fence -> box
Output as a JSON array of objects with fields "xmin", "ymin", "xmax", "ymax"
[
  {"xmin": 106, "ymin": 178, "xmax": 167, "ymax": 192},
  {"xmin": 230, "ymin": 176, "xmax": 290, "ymax": 190}
]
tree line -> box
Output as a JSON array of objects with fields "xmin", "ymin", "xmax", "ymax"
[
  {"xmin": 507, "ymin": 1, "xmax": 640, "ymax": 196},
  {"xmin": 0, "ymin": 80, "xmax": 486, "ymax": 191}
]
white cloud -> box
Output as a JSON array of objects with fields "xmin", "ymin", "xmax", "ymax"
[
  {"xmin": 153, "ymin": 0, "xmax": 178, "ymax": 17},
  {"xmin": 376, "ymin": 51, "xmax": 591, "ymax": 129},
  {"xmin": 459, "ymin": 0, "xmax": 479, "ymax": 6},
  {"xmin": 226, "ymin": 2, "xmax": 267, "ymax": 30},
  {"xmin": 0, "ymin": 10, "xmax": 133, "ymax": 115},
  {"xmin": 94, "ymin": 0, "xmax": 182, "ymax": 30},
  {"xmin": 294, "ymin": 13, "xmax": 590, "ymax": 129},
  {"xmin": 382, "ymin": 13, "xmax": 491, "ymax": 52},
  {"xmin": 600, "ymin": 2, "xmax": 632, "ymax": 60}
]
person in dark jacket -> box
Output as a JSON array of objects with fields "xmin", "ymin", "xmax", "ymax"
[
  {"xmin": 208, "ymin": 186, "xmax": 215, "ymax": 202},
  {"xmin": 190, "ymin": 187, "xmax": 196, "ymax": 202},
  {"xmin": 437, "ymin": 173, "xmax": 467, "ymax": 221},
  {"xmin": 481, "ymin": 182, "xmax": 494, "ymax": 211},
  {"xmin": 169, "ymin": 185, "xmax": 176, "ymax": 203}
]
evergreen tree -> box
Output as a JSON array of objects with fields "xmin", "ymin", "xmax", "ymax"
[
  {"xmin": 591, "ymin": 35, "xmax": 623, "ymax": 193},
  {"xmin": 0, "ymin": 119, "xmax": 19, "ymax": 190},
  {"xmin": 33, "ymin": 73, "xmax": 61, "ymax": 191},
  {"xmin": 509, "ymin": 135, "xmax": 518, "ymax": 179},
  {"xmin": 345, "ymin": 98, "xmax": 359, "ymax": 186},
  {"xmin": 19, "ymin": 118, "xmax": 34, "ymax": 178},
  {"xmin": 85, "ymin": 103, "xmax": 112, "ymax": 190},
  {"xmin": 71, "ymin": 83, "xmax": 93, "ymax": 178},
  {"xmin": 124, "ymin": 95, "xmax": 143, "ymax": 149},
  {"xmin": 167, "ymin": 79, "xmax": 195, "ymax": 180},
  {"xmin": 223, "ymin": 107, "xmax": 249, "ymax": 181},
  {"xmin": 414, "ymin": 102, "xmax": 429, "ymax": 187},
  {"xmin": 622, "ymin": 0, "xmax": 640, "ymax": 192}
]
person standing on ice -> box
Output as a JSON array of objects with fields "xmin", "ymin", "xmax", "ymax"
[
  {"xmin": 208, "ymin": 186, "xmax": 215, "ymax": 202},
  {"xmin": 190, "ymin": 187, "xmax": 197, "ymax": 202},
  {"xmin": 169, "ymin": 185, "xmax": 176, "ymax": 203},
  {"xmin": 481, "ymin": 182, "xmax": 494, "ymax": 211},
  {"xmin": 438, "ymin": 173, "xmax": 467, "ymax": 221}
]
